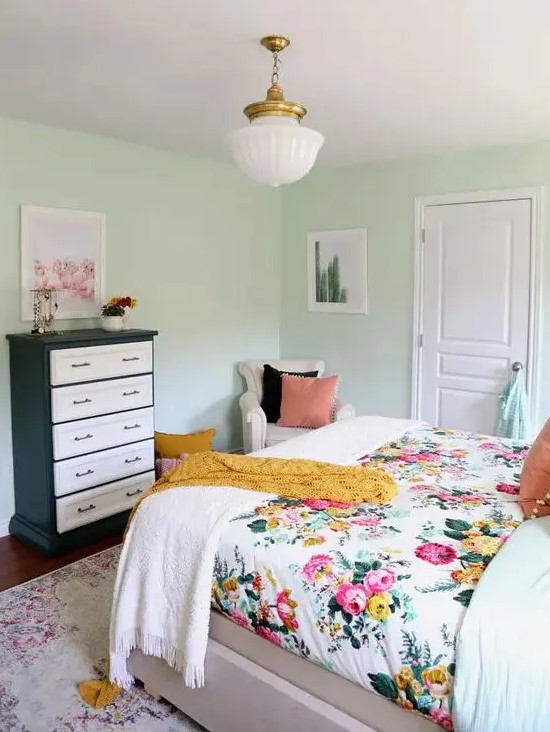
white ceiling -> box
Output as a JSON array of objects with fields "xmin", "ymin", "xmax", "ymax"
[{"xmin": 1, "ymin": 0, "xmax": 550, "ymax": 166}]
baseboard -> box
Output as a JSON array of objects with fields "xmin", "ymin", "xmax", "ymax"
[{"xmin": 0, "ymin": 519, "xmax": 10, "ymax": 538}]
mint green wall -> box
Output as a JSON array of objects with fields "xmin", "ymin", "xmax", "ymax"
[
  {"xmin": 0, "ymin": 117, "xmax": 281, "ymax": 524},
  {"xmin": 280, "ymin": 142, "xmax": 549, "ymax": 426}
]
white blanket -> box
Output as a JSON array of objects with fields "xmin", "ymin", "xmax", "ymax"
[
  {"xmin": 453, "ymin": 516, "xmax": 550, "ymax": 732},
  {"xmin": 109, "ymin": 485, "xmax": 275, "ymax": 689}
]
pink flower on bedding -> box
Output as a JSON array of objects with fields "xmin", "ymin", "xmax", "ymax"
[
  {"xmin": 230, "ymin": 609, "xmax": 249, "ymax": 628},
  {"xmin": 302, "ymin": 498, "xmax": 331, "ymax": 510},
  {"xmin": 415, "ymin": 542, "xmax": 457, "ymax": 565},
  {"xmin": 495, "ymin": 482, "xmax": 520, "ymax": 495},
  {"xmin": 429, "ymin": 706, "xmax": 453, "ymax": 730},
  {"xmin": 416, "ymin": 452, "xmax": 439, "ymax": 462},
  {"xmin": 302, "ymin": 554, "xmax": 333, "ymax": 584},
  {"xmin": 350, "ymin": 516, "xmax": 381, "ymax": 527},
  {"xmin": 364, "ymin": 568, "xmax": 396, "ymax": 594},
  {"xmin": 256, "ymin": 626, "xmax": 281, "ymax": 645},
  {"xmin": 335, "ymin": 583, "xmax": 369, "ymax": 616},
  {"xmin": 478, "ymin": 441, "xmax": 498, "ymax": 450}
]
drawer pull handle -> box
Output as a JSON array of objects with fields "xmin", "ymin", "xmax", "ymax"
[
  {"xmin": 77, "ymin": 504, "xmax": 97, "ymax": 513},
  {"xmin": 74, "ymin": 434, "xmax": 93, "ymax": 442},
  {"xmin": 122, "ymin": 390, "xmax": 140, "ymax": 396},
  {"xmin": 124, "ymin": 423, "xmax": 141, "ymax": 431},
  {"xmin": 76, "ymin": 469, "xmax": 95, "ymax": 477},
  {"xmin": 126, "ymin": 488, "xmax": 144, "ymax": 497},
  {"xmin": 122, "ymin": 356, "xmax": 140, "ymax": 362},
  {"xmin": 73, "ymin": 398, "xmax": 92, "ymax": 405},
  {"xmin": 125, "ymin": 456, "xmax": 142, "ymax": 464},
  {"xmin": 71, "ymin": 362, "xmax": 91, "ymax": 368}
]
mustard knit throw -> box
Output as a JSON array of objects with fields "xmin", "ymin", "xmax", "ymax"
[
  {"xmin": 127, "ymin": 451, "xmax": 397, "ymax": 526},
  {"xmin": 78, "ymin": 452, "xmax": 396, "ymax": 708}
]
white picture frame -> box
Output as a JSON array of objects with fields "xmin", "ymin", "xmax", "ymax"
[
  {"xmin": 20, "ymin": 205, "xmax": 106, "ymax": 320},
  {"xmin": 307, "ymin": 228, "xmax": 368, "ymax": 314}
]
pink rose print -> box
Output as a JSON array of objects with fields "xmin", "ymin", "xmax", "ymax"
[
  {"xmin": 364, "ymin": 568, "xmax": 396, "ymax": 594},
  {"xmin": 302, "ymin": 498, "xmax": 331, "ymax": 510},
  {"xmin": 416, "ymin": 452, "xmax": 438, "ymax": 462},
  {"xmin": 303, "ymin": 554, "xmax": 333, "ymax": 585},
  {"xmin": 335, "ymin": 583, "xmax": 369, "ymax": 616},
  {"xmin": 256, "ymin": 626, "xmax": 282, "ymax": 645},
  {"xmin": 276, "ymin": 589, "xmax": 299, "ymax": 632},
  {"xmin": 302, "ymin": 498, "xmax": 352, "ymax": 511},
  {"xmin": 495, "ymin": 482, "xmax": 520, "ymax": 495},
  {"xmin": 415, "ymin": 542, "xmax": 457, "ymax": 565},
  {"xmin": 230, "ymin": 609, "xmax": 249, "ymax": 628},
  {"xmin": 350, "ymin": 516, "xmax": 381, "ymax": 527},
  {"xmin": 430, "ymin": 707, "xmax": 453, "ymax": 730}
]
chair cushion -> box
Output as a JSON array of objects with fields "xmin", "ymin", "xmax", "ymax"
[
  {"xmin": 265, "ymin": 423, "xmax": 313, "ymax": 447},
  {"xmin": 154, "ymin": 428, "xmax": 216, "ymax": 459},
  {"xmin": 260, "ymin": 364, "xmax": 319, "ymax": 423},
  {"xmin": 278, "ymin": 374, "xmax": 339, "ymax": 429},
  {"xmin": 520, "ymin": 418, "xmax": 550, "ymax": 518}
]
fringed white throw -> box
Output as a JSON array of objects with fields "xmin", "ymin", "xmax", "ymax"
[{"xmin": 109, "ymin": 485, "xmax": 274, "ymax": 689}]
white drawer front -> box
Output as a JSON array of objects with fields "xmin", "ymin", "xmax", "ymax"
[
  {"xmin": 51, "ymin": 375, "xmax": 153, "ymax": 423},
  {"xmin": 50, "ymin": 341, "xmax": 153, "ymax": 386},
  {"xmin": 56, "ymin": 470, "xmax": 155, "ymax": 533},
  {"xmin": 52, "ymin": 407, "xmax": 154, "ymax": 460},
  {"xmin": 54, "ymin": 439, "xmax": 154, "ymax": 497}
]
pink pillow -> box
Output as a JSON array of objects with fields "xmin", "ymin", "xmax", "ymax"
[
  {"xmin": 278, "ymin": 374, "xmax": 339, "ymax": 429},
  {"xmin": 520, "ymin": 419, "xmax": 550, "ymax": 518},
  {"xmin": 155, "ymin": 452, "xmax": 188, "ymax": 479}
]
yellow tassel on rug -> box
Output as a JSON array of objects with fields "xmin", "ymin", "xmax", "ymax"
[{"xmin": 79, "ymin": 452, "xmax": 396, "ymax": 708}]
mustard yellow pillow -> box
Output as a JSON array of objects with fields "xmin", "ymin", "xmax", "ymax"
[{"xmin": 154, "ymin": 428, "xmax": 216, "ymax": 459}]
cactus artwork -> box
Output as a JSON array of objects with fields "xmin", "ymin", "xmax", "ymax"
[{"xmin": 314, "ymin": 240, "xmax": 348, "ymax": 303}]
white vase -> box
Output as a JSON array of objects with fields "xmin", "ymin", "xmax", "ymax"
[{"xmin": 101, "ymin": 315, "xmax": 124, "ymax": 332}]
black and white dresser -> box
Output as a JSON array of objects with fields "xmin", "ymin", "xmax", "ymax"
[{"xmin": 6, "ymin": 328, "xmax": 158, "ymax": 554}]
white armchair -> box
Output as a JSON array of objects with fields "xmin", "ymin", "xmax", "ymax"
[{"xmin": 238, "ymin": 359, "xmax": 355, "ymax": 454}]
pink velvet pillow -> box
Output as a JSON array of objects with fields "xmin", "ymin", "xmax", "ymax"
[
  {"xmin": 520, "ymin": 419, "xmax": 550, "ymax": 518},
  {"xmin": 278, "ymin": 374, "xmax": 339, "ymax": 429}
]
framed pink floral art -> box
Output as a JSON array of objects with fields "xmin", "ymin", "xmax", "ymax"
[{"xmin": 20, "ymin": 205, "xmax": 106, "ymax": 320}]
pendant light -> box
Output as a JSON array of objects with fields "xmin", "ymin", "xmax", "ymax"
[{"xmin": 228, "ymin": 36, "xmax": 324, "ymax": 187}]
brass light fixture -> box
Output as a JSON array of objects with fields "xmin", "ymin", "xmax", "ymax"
[{"xmin": 228, "ymin": 35, "xmax": 324, "ymax": 187}]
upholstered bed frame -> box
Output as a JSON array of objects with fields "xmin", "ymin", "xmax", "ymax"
[{"xmin": 130, "ymin": 611, "xmax": 436, "ymax": 732}]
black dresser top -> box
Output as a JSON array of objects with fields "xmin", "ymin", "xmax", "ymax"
[{"xmin": 6, "ymin": 328, "xmax": 158, "ymax": 344}]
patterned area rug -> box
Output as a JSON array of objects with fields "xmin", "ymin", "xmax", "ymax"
[{"xmin": 0, "ymin": 546, "xmax": 203, "ymax": 732}]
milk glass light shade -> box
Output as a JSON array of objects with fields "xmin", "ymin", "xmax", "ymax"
[
  {"xmin": 229, "ymin": 117, "xmax": 324, "ymax": 187},
  {"xmin": 229, "ymin": 35, "xmax": 324, "ymax": 187}
]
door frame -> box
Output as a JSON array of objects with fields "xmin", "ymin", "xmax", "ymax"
[{"xmin": 411, "ymin": 187, "xmax": 544, "ymax": 429}]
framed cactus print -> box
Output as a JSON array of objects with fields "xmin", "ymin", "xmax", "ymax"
[
  {"xmin": 307, "ymin": 228, "xmax": 368, "ymax": 314},
  {"xmin": 20, "ymin": 205, "xmax": 106, "ymax": 320}
]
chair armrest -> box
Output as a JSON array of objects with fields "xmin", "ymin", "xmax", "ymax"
[
  {"xmin": 239, "ymin": 391, "xmax": 267, "ymax": 453},
  {"xmin": 239, "ymin": 391, "xmax": 266, "ymax": 423},
  {"xmin": 333, "ymin": 397, "xmax": 355, "ymax": 422}
]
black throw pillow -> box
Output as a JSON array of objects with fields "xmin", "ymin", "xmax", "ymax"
[{"xmin": 260, "ymin": 363, "xmax": 319, "ymax": 423}]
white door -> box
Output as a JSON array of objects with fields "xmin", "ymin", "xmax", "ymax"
[{"xmin": 419, "ymin": 198, "xmax": 532, "ymax": 434}]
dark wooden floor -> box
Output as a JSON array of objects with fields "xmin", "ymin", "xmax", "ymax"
[{"xmin": 0, "ymin": 533, "xmax": 122, "ymax": 592}]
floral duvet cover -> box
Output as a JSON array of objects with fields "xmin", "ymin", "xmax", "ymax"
[{"xmin": 211, "ymin": 424, "xmax": 528, "ymax": 730}]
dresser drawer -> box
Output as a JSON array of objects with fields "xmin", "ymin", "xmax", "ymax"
[
  {"xmin": 56, "ymin": 470, "xmax": 155, "ymax": 533},
  {"xmin": 50, "ymin": 341, "xmax": 153, "ymax": 386},
  {"xmin": 54, "ymin": 439, "xmax": 154, "ymax": 497},
  {"xmin": 51, "ymin": 375, "xmax": 153, "ymax": 423},
  {"xmin": 52, "ymin": 407, "xmax": 154, "ymax": 460}
]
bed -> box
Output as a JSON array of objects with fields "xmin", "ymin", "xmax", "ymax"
[{"xmin": 116, "ymin": 416, "xmax": 531, "ymax": 732}]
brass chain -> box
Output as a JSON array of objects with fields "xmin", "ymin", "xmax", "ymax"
[{"xmin": 271, "ymin": 51, "xmax": 281, "ymax": 86}]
